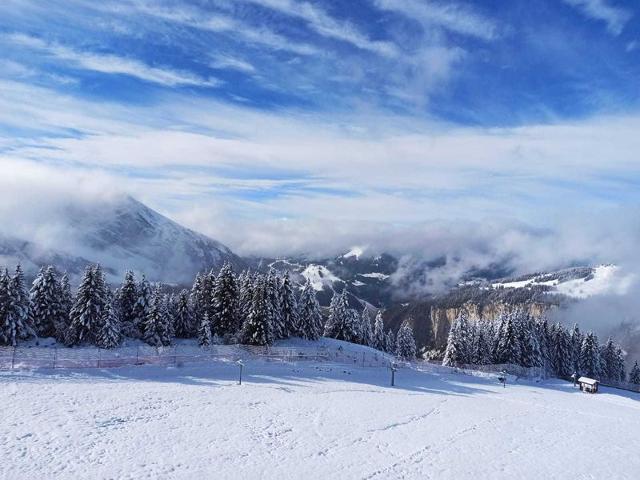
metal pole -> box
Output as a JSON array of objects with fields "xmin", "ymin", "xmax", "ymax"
[
  {"xmin": 98, "ymin": 348, "xmax": 101, "ymax": 368},
  {"xmin": 11, "ymin": 346, "xmax": 16, "ymax": 370},
  {"xmin": 391, "ymin": 368, "xmax": 395, "ymax": 386},
  {"xmin": 239, "ymin": 363, "xmax": 243, "ymax": 385},
  {"xmin": 53, "ymin": 347, "xmax": 57, "ymax": 369},
  {"xmin": 136, "ymin": 345, "xmax": 140, "ymax": 365}
]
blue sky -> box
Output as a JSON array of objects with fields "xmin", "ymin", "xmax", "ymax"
[{"xmin": 1, "ymin": 0, "xmax": 640, "ymax": 268}]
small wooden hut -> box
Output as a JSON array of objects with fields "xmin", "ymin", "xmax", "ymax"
[{"xmin": 577, "ymin": 377, "xmax": 599, "ymax": 393}]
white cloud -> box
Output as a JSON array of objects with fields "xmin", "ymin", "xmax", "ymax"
[
  {"xmin": 4, "ymin": 34, "xmax": 221, "ymax": 87},
  {"xmin": 563, "ymin": 0, "xmax": 633, "ymax": 35},
  {"xmin": 242, "ymin": 0, "xmax": 399, "ymax": 57},
  {"xmin": 211, "ymin": 55, "xmax": 256, "ymax": 74},
  {"xmin": 373, "ymin": 0, "xmax": 498, "ymax": 41},
  {"xmin": 123, "ymin": 2, "xmax": 320, "ymax": 56}
]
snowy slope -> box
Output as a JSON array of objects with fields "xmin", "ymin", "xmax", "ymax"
[
  {"xmin": 1, "ymin": 353, "xmax": 639, "ymax": 479},
  {"xmin": 491, "ymin": 264, "xmax": 635, "ymax": 299}
]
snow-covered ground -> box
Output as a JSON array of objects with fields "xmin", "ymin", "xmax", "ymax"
[
  {"xmin": 1, "ymin": 354, "xmax": 639, "ymax": 479},
  {"xmin": 491, "ymin": 264, "xmax": 636, "ymax": 299}
]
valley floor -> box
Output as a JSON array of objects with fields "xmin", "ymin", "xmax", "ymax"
[{"xmin": 1, "ymin": 359, "xmax": 639, "ymax": 479}]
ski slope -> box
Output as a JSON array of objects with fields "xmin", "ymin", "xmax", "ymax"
[{"xmin": 1, "ymin": 358, "xmax": 639, "ymax": 479}]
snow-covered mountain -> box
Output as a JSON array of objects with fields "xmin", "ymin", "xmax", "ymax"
[{"xmin": 0, "ymin": 196, "xmax": 243, "ymax": 283}]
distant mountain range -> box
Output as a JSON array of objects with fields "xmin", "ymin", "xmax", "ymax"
[{"xmin": 1, "ymin": 194, "xmax": 637, "ymax": 353}]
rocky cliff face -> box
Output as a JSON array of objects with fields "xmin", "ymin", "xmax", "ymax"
[
  {"xmin": 429, "ymin": 302, "xmax": 552, "ymax": 349},
  {"xmin": 385, "ymin": 300, "xmax": 555, "ymax": 352}
]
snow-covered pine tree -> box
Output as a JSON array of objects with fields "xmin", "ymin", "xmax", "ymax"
[
  {"xmin": 97, "ymin": 292, "xmax": 121, "ymax": 349},
  {"xmin": 324, "ymin": 291, "xmax": 342, "ymax": 338},
  {"xmin": 190, "ymin": 272, "xmax": 205, "ymax": 322},
  {"xmin": 521, "ymin": 314, "xmax": 543, "ymax": 368},
  {"xmin": 359, "ymin": 307, "xmax": 373, "ymax": 347},
  {"xmin": 296, "ymin": 280, "xmax": 323, "ymax": 340},
  {"xmin": 0, "ymin": 268, "xmax": 35, "ymax": 346},
  {"xmin": 373, "ymin": 310, "xmax": 386, "ymax": 351},
  {"xmin": 494, "ymin": 312, "xmax": 522, "ymax": 365},
  {"xmin": 237, "ymin": 271, "xmax": 254, "ymax": 329},
  {"xmin": 443, "ymin": 311, "xmax": 471, "ymax": 366},
  {"xmin": 613, "ymin": 345, "xmax": 626, "ymax": 382},
  {"xmin": 143, "ymin": 287, "xmax": 171, "ymax": 347},
  {"xmin": 131, "ymin": 275, "xmax": 152, "ymax": 339},
  {"xmin": 164, "ymin": 294, "xmax": 176, "ymax": 339},
  {"xmin": 579, "ymin": 332, "xmax": 601, "ymax": 378},
  {"xmin": 324, "ymin": 290, "xmax": 358, "ymax": 342},
  {"xmin": 29, "ymin": 266, "xmax": 64, "ymax": 338},
  {"xmin": 54, "ymin": 272, "xmax": 72, "ymax": 342},
  {"xmin": 66, "ymin": 265, "xmax": 108, "ymax": 346},
  {"xmin": 552, "ymin": 324, "xmax": 572, "ymax": 377},
  {"xmin": 279, "ymin": 271, "xmax": 299, "ymax": 338},
  {"xmin": 569, "ymin": 323, "xmax": 583, "ymax": 374},
  {"xmin": 117, "ymin": 271, "xmax": 138, "ymax": 338},
  {"xmin": 395, "ymin": 320, "xmax": 417, "ymax": 360},
  {"xmin": 173, "ymin": 289, "xmax": 195, "ymax": 338},
  {"xmin": 198, "ymin": 312, "xmax": 213, "ymax": 347},
  {"xmin": 242, "ymin": 275, "xmax": 273, "ymax": 346},
  {"xmin": 266, "ymin": 269, "xmax": 284, "ymax": 340},
  {"xmin": 629, "ymin": 361, "xmax": 640, "ymax": 385},
  {"xmin": 11, "ymin": 264, "xmax": 32, "ymax": 338},
  {"xmin": 212, "ymin": 263, "xmax": 239, "ymax": 339},
  {"xmin": 600, "ymin": 337, "xmax": 618, "ymax": 381},
  {"xmin": 472, "ymin": 320, "xmax": 492, "ymax": 365},
  {"xmin": 384, "ymin": 329, "xmax": 395, "ymax": 353}
]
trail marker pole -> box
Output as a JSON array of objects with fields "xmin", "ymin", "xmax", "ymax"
[
  {"xmin": 390, "ymin": 362, "xmax": 397, "ymax": 387},
  {"xmin": 237, "ymin": 360, "xmax": 244, "ymax": 385}
]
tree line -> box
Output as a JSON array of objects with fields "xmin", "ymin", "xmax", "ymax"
[
  {"xmin": 0, "ymin": 264, "xmax": 417, "ymax": 359},
  {"xmin": 442, "ymin": 310, "xmax": 640, "ymax": 385}
]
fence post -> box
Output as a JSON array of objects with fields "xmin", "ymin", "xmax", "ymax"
[
  {"xmin": 53, "ymin": 347, "xmax": 57, "ymax": 369},
  {"xmin": 98, "ymin": 348, "xmax": 102, "ymax": 368},
  {"xmin": 174, "ymin": 345, "xmax": 178, "ymax": 366},
  {"xmin": 136, "ymin": 345, "xmax": 140, "ymax": 365},
  {"xmin": 11, "ymin": 346, "xmax": 16, "ymax": 370}
]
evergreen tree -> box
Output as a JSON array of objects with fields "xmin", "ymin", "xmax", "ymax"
[
  {"xmin": 443, "ymin": 311, "xmax": 471, "ymax": 366},
  {"xmin": 198, "ymin": 312, "xmax": 213, "ymax": 347},
  {"xmin": 57, "ymin": 273, "xmax": 73, "ymax": 342},
  {"xmin": 600, "ymin": 337, "xmax": 619, "ymax": 381},
  {"xmin": 11, "ymin": 265, "xmax": 32, "ymax": 337},
  {"xmin": 579, "ymin": 332, "xmax": 601, "ymax": 378},
  {"xmin": 373, "ymin": 311, "xmax": 386, "ymax": 351},
  {"xmin": 0, "ymin": 268, "xmax": 34, "ymax": 346},
  {"xmin": 569, "ymin": 323, "xmax": 583, "ymax": 374},
  {"xmin": 173, "ymin": 289, "xmax": 195, "ymax": 338},
  {"xmin": 212, "ymin": 263, "xmax": 239, "ymax": 339},
  {"xmin": 66, "ymin": 265, "xmax": 108, "ymax": 346},
  {"xmin": 297, "ymin": 280, "xmax": 323, "ymax": 340},
  {"xmin": 238, "ymin": 271, "xmax": 254, "ymax": 327},
  {"xmin": 472, "ymin": 320, "xmax": 492, "ymax": 365},
  {"xmin": 551, "ymin": 324, "xmax": 572, "ymax": 377},
  {"xmin": 29, "ymin": 266, "xmax": 64, "ymax": 339},
  {"xmin": 613, "ymin": 345, "xmax": 626, "ymax": 382},
  {"xmin": 266, "ymin": 269, "xmax": 284, "ymax": 340},
  {"xmin": 97, "ymin": 293, "xmax": 121, "ymax": 349},
  {"xmin": 395, "ymin": 320, "xmax": 417, "ymax": 359},
  {"xmin": 242, "ymin": 275, "xmax": 273, "ymax": 346},
  {"xmin": 359, "ymin": 307, "xmax": 373, "ymax": 346},
  {"xmin": 629, "ymin": 361, "xmax": 640, "ymax": 385},
  {"xmin": 279, "ymin": 271, "xmax": 299, "ymax": 338},
  {"xmin": 117, "ymin": 271, "xmax": 138, "ymax": 338},
  {"xmin": 324, "ymin": 290, "xmax": 359, "ymax": 342},
  {"xmin": 494, "ymin": 312, "xmax": 521, "ymax": 365},
  {"xmin": 143, "ymin": 287, "xmax": 171, "ymax": 347},
  {"xmin": 131, "ymin": 275, "xmax": 152, "ymax": 339},
  {"xmin": 384, "ymin": 329, "xmax": 395, "ymax": 353}
]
